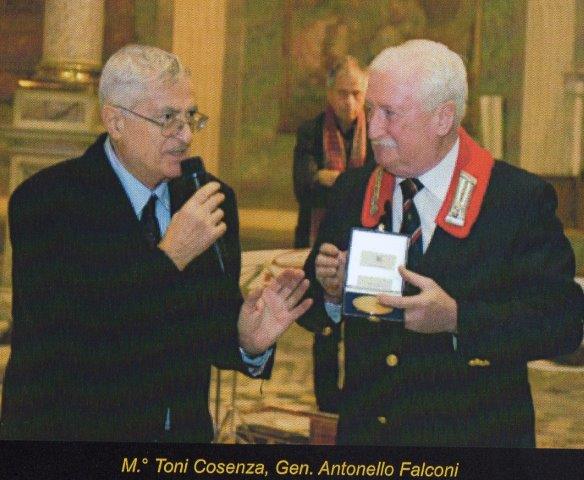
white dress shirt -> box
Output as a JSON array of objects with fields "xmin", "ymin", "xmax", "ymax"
[{"xmin": 392, "ymin": 139, "xmax": 459, "ymax": 252}]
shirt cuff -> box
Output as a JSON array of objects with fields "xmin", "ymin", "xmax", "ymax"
[
  {"xmin": 240, "ymin": 347, "xmax": 273, "ymax": 377},
  {"xmin": 324, "ymin": 301, "xmax": 342, "ymax": 324}
]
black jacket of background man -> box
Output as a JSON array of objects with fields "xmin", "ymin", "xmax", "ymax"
[{"xmin": 292, "ymin": 111, "xmax": 375, "ymax": 249}]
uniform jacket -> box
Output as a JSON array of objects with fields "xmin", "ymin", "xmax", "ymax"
[
  {"xmin": 300, "ymin": 155, "xmax": 584, "ymax": 447},
  {"xmin": 0, "ymin": 134, "xmax": 272, "ymax": 442}
]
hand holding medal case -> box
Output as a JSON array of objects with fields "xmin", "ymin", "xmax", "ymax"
[{"xmin": 342, "ymin": 228, "xmax": 410, "ymax": 321}]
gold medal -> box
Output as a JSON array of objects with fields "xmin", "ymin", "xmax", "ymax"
[{"xmin": 352, "ymin": 295, "xmax": 393, "ymax": 315}]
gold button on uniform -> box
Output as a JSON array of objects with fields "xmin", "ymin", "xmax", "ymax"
[
  {"xmin": 468, "ymin": 358, "xmax": 491, "ymax": 367},
  {"xmin": 321, "ymin": 326, "xmax": 333, "ymax": 337},
  {"xmin": 385, "ymin": 354, "xmax": 399, "ymax": 367},
  {"xmin": 377, "ymin": 416, "xmax": 387, "ymax": 425}
]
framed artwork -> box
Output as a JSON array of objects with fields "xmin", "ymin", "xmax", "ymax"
[
  {"xmin": 278, "ymin": 0, "xmax": 479, "ymax": 133},
  {"xmin": 13, "ymin": 88, "xmax": 99, "ymax": 132}
]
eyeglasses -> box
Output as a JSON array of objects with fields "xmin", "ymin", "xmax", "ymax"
[{"xmin": 113, "ymin": 104, "xmax": 209, "ymax": 137}]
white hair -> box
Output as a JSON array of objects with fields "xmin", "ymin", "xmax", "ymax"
[
  {"xmin": 98, "ymin": 44, "xmax": 190, "ymax": 108},
  {"xmin": 369, "ymin": 39, "xmax": 468, "ymax": 124}
]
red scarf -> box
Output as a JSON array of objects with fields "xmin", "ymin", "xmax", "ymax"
[
  {"xmin": 361, "ymin": 128, "xmax": 494, "ymax": 239},
  {"xmin": 323, "ymin": 104, "xmax": 367, "ymax": 171},
  {"xmin": 310, "ymin": 105, "xmax": 368, "ymax": 245}
]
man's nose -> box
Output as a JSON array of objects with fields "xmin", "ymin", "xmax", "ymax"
[
  {"xmin": 175, "ymin": 120, "xmax": 193, "ymax": 144},
  {"xmin": 367, "ymin": 108, "xmax": 384, "ymax": 139},
  {"xmin": 346, "ymin": 93, "xmax": 359, "ymax": 110}
]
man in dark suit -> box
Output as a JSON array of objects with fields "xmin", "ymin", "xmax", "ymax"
[
  {"xmin": 293, "ymin": 55, "xmax": 375, "ymax": 249},
  {"xmin": 0, "ymin": 44, "xmax": 312, "ymax": 442},
  {"xmin": 300, "ymin": 39, "xmax": 584, "ymax": 446},
  {"xmin": 292, "ymin": 56, "xmax": 375, "ymax": 413}
]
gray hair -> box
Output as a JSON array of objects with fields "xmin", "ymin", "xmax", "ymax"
[
  {"xmin": 326, "ymin": 55, "xmax": 368, "ymax": 90},
  {"xmin": 369, "ymin": 39, "xmax": 468, "ymax": 124},
  {"xmin": 98, "ymin": 44, "xmax": 190, "ymax": 108}
]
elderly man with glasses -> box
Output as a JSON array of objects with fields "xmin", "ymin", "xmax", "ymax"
[{"xmin": 0, "ymin": 44, "xmax": 312, "ymax": 442}]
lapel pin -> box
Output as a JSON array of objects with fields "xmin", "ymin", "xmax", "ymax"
[
  {"xmin": 445, "ymin": 171, "xmax": 477, "ymax": 227},
  {"xmin": 369, "ymin": 168, "xmax": 384, "ymax": 216}
]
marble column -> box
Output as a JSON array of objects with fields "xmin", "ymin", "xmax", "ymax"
[
  {"xmin": 172, "ymin": 0, "xmax": 228, "ymax": 176},
  {"xmin": 1, "ymin": 0, "xmax": 105, "ymax": 289},
  {"xmin": 36, "ymin": 0, "xmax": 105, "ymax": 85},
  {"xmin": 563, "ymin": 0, "xmax": 584, "ymax": 178},
  {"xmin": 520, "ymin": 0, "xmax": 577, "ymax": 175}
]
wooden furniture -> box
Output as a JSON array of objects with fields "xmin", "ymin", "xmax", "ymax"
[{"xmin": 235, "ymin": 406, "xmax": 338, "ymax": 445}]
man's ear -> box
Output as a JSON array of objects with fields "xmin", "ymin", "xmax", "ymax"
[
  {"xmin": 434, "ymin": 101, "xmax": 456, "ymax": 136},
  {"xmin": 101, "ymin": 104, "xmax": 124, "ymax": 140}
]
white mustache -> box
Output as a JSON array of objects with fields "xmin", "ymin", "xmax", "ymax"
[
  {"xmin": 168, "ymin": 147, "xmax": 188, "ymax": 155},
  {"xmin": 371, "ymin": 137, "xmax": 397, "ymax": 148}
]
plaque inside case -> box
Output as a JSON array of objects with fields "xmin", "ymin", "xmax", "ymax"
[{"xmin": 342, "ymin": 228, "xmax": 409, "ymax": 321}]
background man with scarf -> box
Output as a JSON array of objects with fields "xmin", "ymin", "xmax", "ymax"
[
  {"xmin": 300, "ymin": 39, "xmax": 584, "ymax": 446},
  {"xmin": 292, "ymin": 56, "xmax": 374, "ymax": 413}
]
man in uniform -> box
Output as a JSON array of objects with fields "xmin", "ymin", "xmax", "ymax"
[{"xmin": 300, "ymin": 39, "xmax": 583, "ymax": 446}]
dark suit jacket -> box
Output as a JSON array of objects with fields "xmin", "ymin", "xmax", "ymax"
[
  {"xmin": 300, "ymin": 161, "xmax": 584, "ymax": 447},
  {"xmin": 0, "ymin": 134, "xmax": 271, "ymax": 442},
  {"xmin": 293, "ymin": 112, "xmax": 375, "ymax": 414},
  {"xmin": 292, "ymin": 112, "xmax": 375, "ymax": 249}
]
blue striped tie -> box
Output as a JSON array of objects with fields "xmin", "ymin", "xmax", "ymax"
[{"xmin": 400, "ymin": 178, "xmax": 424, "ymax": 268}]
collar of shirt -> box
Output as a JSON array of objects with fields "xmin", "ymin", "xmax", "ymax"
[
  {"xmin": 393, "ymin": 138, "xmax": 460, "ymax": 251},
  {"xmin": 104, "ymin": 136, "xmax": 171, "ymax": 222}
]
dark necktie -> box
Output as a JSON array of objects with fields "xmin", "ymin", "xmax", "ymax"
[
  {"xmin": 140, "ymin": 195, "xmax": 167, "ymax": 432},
  {"xmin": 140, "ymin": 194, "xmax": 161, "ymax": 247},
  {"xmin": 400, "ymin": 178, "xmax": 424, "ymax": 268}
]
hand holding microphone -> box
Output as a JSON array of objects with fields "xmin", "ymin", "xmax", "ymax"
[
  {"xmin": 165, "ymin": 160, "xmax": 313, "ymax": 356},
  {"xmin": 158, "ymin": 157, "xmax": 226, "ymax": 272}
]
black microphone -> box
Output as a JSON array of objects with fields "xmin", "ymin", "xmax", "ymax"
[{"xmin": 180, "ymin": 156, "xmax": 226, "ymax": 274}]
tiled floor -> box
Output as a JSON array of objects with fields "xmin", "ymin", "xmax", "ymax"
[
  {"xmin": 210, "ymin": 322, "xmax": 318, "ymax": 442},
  {"xmin": 0, "ymin": 248, "xmax": 582, "ymax": 447},
  {"xmin": 0, "ymin": 331, "xmax": 582, "ymax": 447}
]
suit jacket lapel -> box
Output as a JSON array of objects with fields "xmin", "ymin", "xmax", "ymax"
[
  {"xmin": 79, "ymin": 137, "xmax": 148, "ymax": 241},
  {"xmin": 416, "ymin": 226, "xmax": 458, "ymax": 280}
]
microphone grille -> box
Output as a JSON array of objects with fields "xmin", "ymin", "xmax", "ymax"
[{"xmin": 180, "ymin": 156, "xmax": 205, "ymax": 176}]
